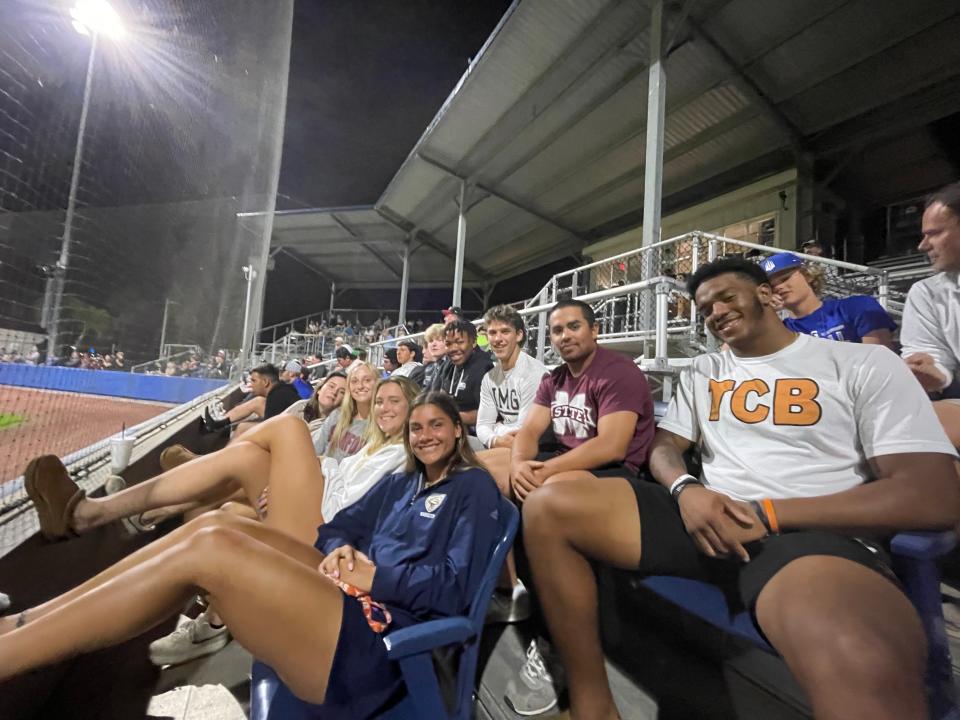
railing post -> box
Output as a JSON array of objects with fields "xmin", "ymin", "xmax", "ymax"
[
  {"xmin": 689, "ymin": 234, "xmax": 700, "ymax": 339},
  {"xmin": 571, "ymin": 270, "xmax": 579, "ymax": 298},
  {"xmin": 536, "ymin": 288, "xmax": 548, "ymax": 362},
  {"xmin": 655, "ymin": 280, "xmax": 669, "ymax": 368},
  {"xmin": 878, "ymin": 270, "xmax": 889, "ymax": 311}
]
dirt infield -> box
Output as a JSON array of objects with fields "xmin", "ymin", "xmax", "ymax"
[{"xmin": 0, "ymin": 385, "xmax": 172, "ymax": 485}]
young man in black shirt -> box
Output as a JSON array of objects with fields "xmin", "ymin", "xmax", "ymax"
[{"xmin": 438, "ymin": 320, "xmax": 493, "ymax": 429}]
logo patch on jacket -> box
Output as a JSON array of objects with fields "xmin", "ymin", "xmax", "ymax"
[{"xmin": 424, "ymin": 493, "xmax": 446, "ymax": 513}]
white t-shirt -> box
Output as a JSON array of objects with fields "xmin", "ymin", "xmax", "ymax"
[
  {"xmin": 476, "ymin": 351, "xmax": 549, "ymax": 448},
  {"xmin": 900, "ymin": 272, "xmax": 960, "ymax": 389},
  {"xmin": 391, "ymin": 361, "xmax": 423, "ymax": 378},
  {"xmin": 659, "ymin": 333, "xmax": 955, "ymax": 501},
  {"xmin": 320, "ymin": 442, "xmax": 406, "ymax": 523}
]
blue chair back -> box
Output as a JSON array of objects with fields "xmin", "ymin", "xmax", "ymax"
[{"xmin": 456, "ymin": 494, "xmax": 520, "ymax": 715}]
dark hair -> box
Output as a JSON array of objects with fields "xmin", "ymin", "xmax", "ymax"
[
  {"xmin": 384, "ymin": 348, "xmax": 399, "ymax": 366},
  {"xmin": 483, "ymin": 304, "xmax": 526, "ymax": 340},
  {"xmin": 250, "ymin": 363, "xmax": 279, "ymax": 383},
  {"xmin": 300, "ymin": 366, "xmax": 312, "ymax": 380},
  {"xmin": 926, "ymin": 182, "xmax": 960, "ymax": 218},
  {"xmin": 335, "ymin": 346, "xmax": 352, "ymax": 359},
  {"xmin": 404, "ymin": 390, "xmax": 481, "ymax": 475},
  {"xmin": 303, "ymin": 370, "xmax": 346, "ymax": 423},
  {"xmin": 444, "ymin": 319, "xmax": 477, "ymax": 341},
  {"xmin": 398, "ymin": 338, "xmax": 422, "ymax": 362},
  {"xmin": 686, "ymin": 258, "xmax": 769, "ymax": 298},
  {"xmin": 549, "ymin": 299, "xmax": 595, "ymax": 326}
]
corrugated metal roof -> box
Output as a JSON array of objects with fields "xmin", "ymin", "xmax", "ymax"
[{"xmin": 285, "ymin": 0, "xmax": 960, "ymax": 286}]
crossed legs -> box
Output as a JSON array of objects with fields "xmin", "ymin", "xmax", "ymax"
[
  {"xmin": 0, "ymin": 511, "xmax": 343, "ymax": 705},
  {"xmin": 523, "ymin": 478, "xmax": 927, "ymax": 720},
  {"xmin": 71, "ymin": 414, "xmax": 325, "ymax": 545}
]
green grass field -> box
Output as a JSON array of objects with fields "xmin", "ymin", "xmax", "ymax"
[{"xmin": 0, "ymin": 413, "xmax": 25, "ymax": 430}]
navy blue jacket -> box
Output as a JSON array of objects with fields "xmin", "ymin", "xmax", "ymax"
[{"xmin": 314, "ymin": 465, "xmax": 501, "ymax": 629}]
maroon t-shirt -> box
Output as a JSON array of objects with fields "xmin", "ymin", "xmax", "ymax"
[{"xmin": 533, "ymin": 347, "xmax": 654, "ymax": 471}]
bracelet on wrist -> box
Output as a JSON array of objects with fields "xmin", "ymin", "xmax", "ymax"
[
  {"xmin": 750, "ymin": 500, "xmax": 772, "ymax": 534},
  {"xmin": 669, "ymin": 474, "xmax": 702, "ymax": 500},
  {"xmin": 761, "ymin": 498, "xmax": 781, "ymax": 534}
]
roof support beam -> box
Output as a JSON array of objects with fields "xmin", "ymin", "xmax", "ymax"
[
  {"xmin": 330, "ymin": 213, "xmax": 402, "ymax": 279},
  {"xmin": 278, "ymin": 247, "xmax": 340, "ymax": 285},
  {"xmin": 373, "ymin": 206, "xmax": 494, "ymax": 281},
  {"xmin": 416, "ymin": 153, "xmax": 588, "ymax": 243},
  {"xmin": 686, "ymin": 17, "xmax": 805, "ymax": 150}
]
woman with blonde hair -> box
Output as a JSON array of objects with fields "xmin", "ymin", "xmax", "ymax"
[
  {"xmin": 313, "ymin": 361, "xmax": 378, "ymax": 460},
  {"xmin": 761, "ymin": 252, "xmax": 896, "ymax": 349}
]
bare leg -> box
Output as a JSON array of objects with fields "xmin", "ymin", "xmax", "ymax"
[
  {"xmin": 477, "ymin": 448, "xmax": 520, "ymax": 588},
  {"xmin": 0, "ymin": 514, "xmax": 343, "ymax": 704},
  {"xmin": 71, "ymin": 440, "xmax": 270, "ymax": 532},
  {"xmin": 224, "ymin": 396, "xmax": 265, "ymax": 423},
  {"xmin": 231, "ymin": 421, "xmax": 260, "ymax": 440},
  {"xmin": 15, "ymin": 416, "xmax": 326, "ymax": 627},
  {"xmin": 523, "ymin": 478, "xmax": 641, "ymax": 720},
  {"xmin": 756, "ymin": 556, "xmax": 927, "ymax": 720},
  {"xmin": 932, "ymin": 400, "xmax": 960, "ymax": 447},
  {"xmin": 72, "ymin": 415, "xmax": 324, "ymax": 543}
]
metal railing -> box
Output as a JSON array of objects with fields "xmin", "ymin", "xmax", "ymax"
[{"xmin": 366, "ymin": 230, "xmax": 891, "ymax": 371}]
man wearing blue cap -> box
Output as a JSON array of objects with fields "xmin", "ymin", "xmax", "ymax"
[{"xmin": 761, "ymin": 252, "xmax": 896, "ymax": 349}]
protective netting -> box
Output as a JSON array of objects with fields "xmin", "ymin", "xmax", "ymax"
[{"xmin": 0, "ymin": 1, "xmax": 292, "ymax": 529}]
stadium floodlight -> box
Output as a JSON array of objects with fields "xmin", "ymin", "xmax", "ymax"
[{"xmin": 70, "ymin": 0, "xmax": 126, "ymax": 39}]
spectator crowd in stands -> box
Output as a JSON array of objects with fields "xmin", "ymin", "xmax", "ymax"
[{"xmin": 8, "ymin": 182, "xmax": 960, "ymax": 720}]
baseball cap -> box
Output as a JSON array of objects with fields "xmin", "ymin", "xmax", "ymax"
[
  {"xmin": 284, "ymin": 360, "xmax": 302, "ymax": 373},
  {"xmin": 441, "ymin": 306, "xmax": 462, "ymax": 319},
  {"xmin": 760, "ymin": 252, "xmax": 803, "ymax": 277}
]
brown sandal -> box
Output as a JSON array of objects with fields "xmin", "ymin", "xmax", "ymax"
[{"xmin": 24, "ymin": 455, "xmax": 85, "ymax": 541}]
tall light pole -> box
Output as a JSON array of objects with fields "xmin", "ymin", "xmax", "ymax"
[
  {"xmin": 45, "ymin": 0, "xmax": 125, "ymax": 364},
  {"xmin": 241, "ymin": 264, "xmax": 258, "ymax": 367},
  {"xmin": 158, "ymin": 298, "xmax": 179, "ymax": 360}
]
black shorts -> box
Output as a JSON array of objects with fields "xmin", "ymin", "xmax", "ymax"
[
  {"xmin": 625, "ymin": 475, "xmax": 898, "ymax": 616},
  {"xmin": 534, "ymin": 451, "xmax": 640, "ymax": 480}
]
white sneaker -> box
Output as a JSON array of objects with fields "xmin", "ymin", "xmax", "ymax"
[
  {"xmin": 207, "ymin": 402, "xmax": 226, "ymax": 422},
  {"xmin": 504, "ymin": 639, "xmax": 560, "ymax": 716},
  {"xmin": 148, "ymin": 608, "xmax": 230, "ymax": 666},
  {"xmin": 485, "ymin": 580, "xmax": 532, "ymax": 625}
]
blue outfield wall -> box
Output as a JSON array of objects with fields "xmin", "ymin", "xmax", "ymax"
[{"xmin": 0, "ymin": 363, "xmax": 228, "ymax": 404}]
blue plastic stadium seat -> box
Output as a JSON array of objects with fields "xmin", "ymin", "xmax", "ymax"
[
  {"xmin": 642, "ymin": 532, "xmax": 959, "ymax": 719},
  {"xmin": 250, "ymin": 494, "xmax": 520, "ymax": 720}
]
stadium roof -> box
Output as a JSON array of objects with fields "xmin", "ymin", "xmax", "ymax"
[{"xmin": 271, "ymin": 0, "xmax": 960, "ymax": 287}]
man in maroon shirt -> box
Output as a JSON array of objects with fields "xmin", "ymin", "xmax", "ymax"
[
  {"xmin": 508, "ymin": 299, "xmax": 654, "ymax": 499},
  {"xmin": 499, "ymin": 299, "xmax": 655, "ymax": 715}
]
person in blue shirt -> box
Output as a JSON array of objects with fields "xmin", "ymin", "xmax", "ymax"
[
  {"xmin": 0, "ymin": 392, "xmax": 502, "ymax": 719},
  {"xmin": 761, "ymin": 252, "xmax": 896, "ymax": 349}
]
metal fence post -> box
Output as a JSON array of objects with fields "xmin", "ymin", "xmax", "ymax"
[{"xmin": 536, "ymin": 288, "xmax": 548, "ymax": 362}]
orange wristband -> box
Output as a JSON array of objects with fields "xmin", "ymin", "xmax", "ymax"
[{"xmin": 761, "ymin": 498, "xmax": 780, "ymax": 534}]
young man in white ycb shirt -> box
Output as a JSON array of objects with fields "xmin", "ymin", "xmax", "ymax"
[{"xmin": 518, "ymin": 258, "xmax": 959, "ymax": 720}]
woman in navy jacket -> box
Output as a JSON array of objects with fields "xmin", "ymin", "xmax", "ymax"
[{"xmin": 0, "ymin": 391, "xmax": 502, "ymax": 718}]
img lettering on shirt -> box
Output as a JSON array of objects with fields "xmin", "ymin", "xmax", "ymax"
[
  {"xmin": 550, "ymin": 391, "xmax": 596, "ymax": 438},
  {"xmin": 495, "ymin": 386, "xmax": 521, "ymax": 416}
]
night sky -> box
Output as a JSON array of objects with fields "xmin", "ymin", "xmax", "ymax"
[
  {"xmin": 0, "ymin": 0, "xmax": 516, "ymax": 355},
  {"xmin": 279, "ymin": 0, "xmax": 514, "ymax": 210}
]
